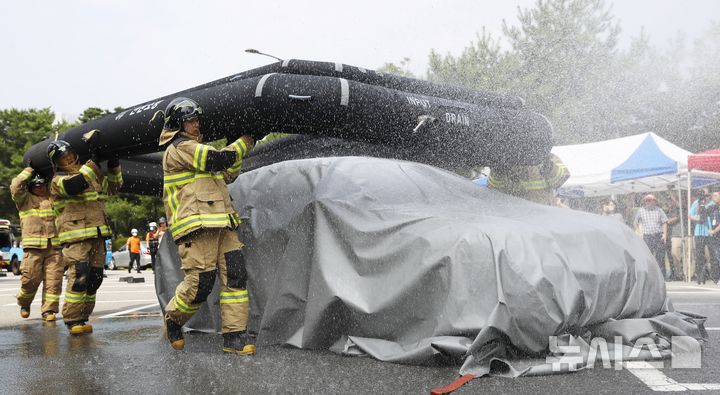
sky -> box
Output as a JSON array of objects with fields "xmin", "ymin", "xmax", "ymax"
[{"xmin": 1, "ymin": 0, "xmax": 719, "ymax": 116}]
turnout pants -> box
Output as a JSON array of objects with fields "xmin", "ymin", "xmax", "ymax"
[
  {"xmin": 61, "ymin": 238, "xmax": 106, "ymax": 323},
  {"xmin": 165, "ymin": 228, "xmax": 249, "ymax": 333},
  {"xmin": 16, "ymin": 247, "xmax": 64, "ymax": 314}
]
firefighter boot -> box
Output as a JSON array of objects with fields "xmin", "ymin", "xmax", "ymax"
[
  {"xmin": 20, "ymin": 306, "xmax": 30, "ymax": 318},
  {"xmin": 67, "ymin": 321, "xmax": 87, "ymax": 335},
  {"xmin": 42, "ymin": 312, "xmax": 57, "ymax": 322},
  {"xmin": 222, "ymin": 331, "xmax": 256, "ymax": 355},
  {"xmin": 165, "ymin": 316, "xmax": 185, "ymax": 350},
  {"xmin": 81, "ymin": 323, "xmax": 94, "ymax": 333}
]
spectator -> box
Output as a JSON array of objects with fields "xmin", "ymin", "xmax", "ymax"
[
  {"xmin": 146, "ymin": 222, "xmax": 160, "ymax": 272},
  {"xmin": 634, "ymin": 194, "xmax": 668, "ymax": 278},
  {"xmin": 157, "ymin": 217, "xmax": 167, "ymax": 242},
  {"xmin": 126, "ymin": 229, "xmax": 142, "ymax": 274},
  {"xmin": 708, "ymin": 192, "xmax": 720, "ymax": 284},
  {"xmin": 600, "ymin": 199, "xmax": 624, "ymax": 222},
  {"xmin": 665, "ymin": 194, "xmax": 683, "ymax": 281},
  {"xmin": 688, "ymin": 187, "xmax": 715, "ymax": 285}
]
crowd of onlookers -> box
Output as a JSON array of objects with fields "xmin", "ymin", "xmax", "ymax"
[{"xmin": 567, "ymin": 188, "xmax": 720, "ymax": 284}]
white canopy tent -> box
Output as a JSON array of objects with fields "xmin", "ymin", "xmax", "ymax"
[{"xmin": 551, "ymin": 132, "xmax": 692, "ymax": 198}]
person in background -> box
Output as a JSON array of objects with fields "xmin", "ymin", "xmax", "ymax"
[
  {"xmin": 689, "ymin": 187, "xmax": 715, "ymax": 285},
  {"xmin": 634, "ymin": 194, "xmax": 668, "ymax": 278},
  {"xmin": 624, "ymin": 193, "xmax": 641, "ymax": 230},
  {"xmin": 157, "ymin": 217, "xmax": 167, "ymax": 242},
  {"xmin": 126, "ymin": 229, "xmax": 141, "ymax": 274},
  {"xmin": 665, "ymin": 193, "xmax": 684, "ymax": 281},
  {"xmin": 146, "ymin": 222, "xmax": 159, "ymax": 271},
  {"xmin": 708, "ymin": 192, "xmax": 720, "ymax": 284},
  {"xmin": 600, "ymin": 199, "xmax": 624, "ymax": 222}
]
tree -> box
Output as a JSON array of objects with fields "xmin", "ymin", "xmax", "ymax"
[
  {"xmin": 422, "ymin": 0, "xmax": 701, "ymax": 148},
  {"xmin": 428, "ymin": 28, "xmax": 514, "ymax": 93},
  {"xmin": 501, "ymin": 0, "xmax": 621, "ymax": 143},
  {"xmin": 0, "ymin": 108, "xmax": 65, "ymax": 221},
  {"xmin": 679, "ymin": 23, "xmax": 720, "ymax": 151},
  {"xmin": 377, "ymin": 57, "xmax": 415, "ymax": 77}
]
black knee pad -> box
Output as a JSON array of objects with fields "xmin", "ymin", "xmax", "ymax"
[
  {"xmin": 225, "ymin": 249, "xmax": 247, "ymax": 289},
  {"xmin": 72, "ymin": 261, "xmax": 90, "ymax": 292},
  {"xmin": 87, "ymin": 267, "xmax": 104, "ymax": 294},
  {"xmin": 192, "ymin": 270, "xmax": 217, "ymax": 304}
]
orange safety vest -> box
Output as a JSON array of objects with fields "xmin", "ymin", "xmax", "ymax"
[{"xmin": 127, "ymin": 236, "xmax": 141, "ymax": 254}]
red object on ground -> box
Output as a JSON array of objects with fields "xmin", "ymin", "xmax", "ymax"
[
  {"xmin": 688, "ymin": 148, "xmax": 720, "ymax": 172},
  {"xmin": 430, "ymin": 374, "xmax": 476, "ymax": 395}
]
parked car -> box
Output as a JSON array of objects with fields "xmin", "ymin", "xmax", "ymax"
[
  {"xmin": 105, "ymin": 239, "xmax": 112, "ymax": 267},
  {"xmin": 107, "ymin": 241, "xmax": 152, "ymax": 270},
  {"xmin": 0, "ymin": 219, "xmax": 21, "ymax": 275}
]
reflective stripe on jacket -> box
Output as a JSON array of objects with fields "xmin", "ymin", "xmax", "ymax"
[
  {"xmin": 162, "ymin": 133, "xmax": 248, "ymax": 240},
  {"xmin": 51, "ymin": 160, "xmax": 122, "ymax": 245},
  {"xmin": 10, "ymin": 168, "xmax": 59, "ymax": 249}
]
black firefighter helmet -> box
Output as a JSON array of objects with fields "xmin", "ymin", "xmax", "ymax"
[
  {"xmin": 163, "ymin": 97, "xmax": 203, "ymax": 131},
  {"xmin": 47, "ymin": 140, "xmax": 77, "ymax": 168},
  {"xmin": 27, "ymin": 173, "xmax": 48, "ymax": 189}
]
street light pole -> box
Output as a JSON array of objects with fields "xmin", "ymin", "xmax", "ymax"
[{"xmin": 244, "ymin": 48, "xmax": 284, "ymax": 62}]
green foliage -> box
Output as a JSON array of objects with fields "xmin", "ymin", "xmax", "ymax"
[
  {"xmin": 0, "ymin": 108, "xmax": 62, "ymax": 222},
  {"xmin": 105, "ymin": 193, "xmax": 164, "ymax": 240},
  {"xmin": 428, "ymin": 28, "xmax": 512, "ymax": 93},
  {"xmin": 377, "ymin": 57, "xmax": 415, "ymax": 77},
  {"xmin": 424, "ymin": 0, "xmax": 720, "ymax": 151},
  {"xmin": 0, "ymin": 106, "xmax": 161, "ymax": 245}
]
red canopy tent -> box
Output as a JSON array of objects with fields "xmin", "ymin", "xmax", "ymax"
[{"xmin": 688, "ymin": 148, "xmax": 720, "ymax": 172}]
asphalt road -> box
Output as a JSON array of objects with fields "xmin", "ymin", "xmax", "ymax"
[{"xmin": 0, "ymin": 272, "xmax": 718, "ymax": 394}]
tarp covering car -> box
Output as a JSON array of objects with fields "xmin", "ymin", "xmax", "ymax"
[{"xmin": 154, "ymin": 156, "xmax": 705, "ymax": 379}]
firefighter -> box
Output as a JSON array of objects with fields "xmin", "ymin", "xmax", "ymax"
[
  {"xmin": 10, "ymin": 168, "xmax": 63, "ymax": 321},
  {"xmin": 145, "ymin": 222, "xmax": 160, "ymax": 271},
  {"xmin": 488, "ymin": 153, "xmax": 570, "ymax": 205},
  {"xmin": 159, "ymin": 97, "xmax": 257, "ymax": 355},
  {"xmin": 47, "ymin": 139, "xmax": 122, "ymax": 335}
]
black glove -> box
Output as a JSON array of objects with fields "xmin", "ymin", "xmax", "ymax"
[
  {"xmin": 107, "ymin": 157, "xmax": 120, "ymax": 169},
  {"xmin": 249, "ymin": 131, "xmax": 266, "ymax": 141}
]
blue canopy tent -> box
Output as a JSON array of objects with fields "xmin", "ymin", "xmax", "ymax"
[{"xmin": 551, "ymin": 132, "xmax": 694, "ymax": 197}]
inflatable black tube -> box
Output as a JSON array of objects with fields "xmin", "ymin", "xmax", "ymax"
[
  {"xmin": 24, "ymin": 60, "xmax": 551, "ymax": 176},
  {"xmin": 222, "ymin": 59, "xmax": 525, "ymax": 109}
]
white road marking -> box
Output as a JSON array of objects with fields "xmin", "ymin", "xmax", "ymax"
[
  {"xmin": 4, "ymin": 299, "xmax": 157, "ymax": 306},
  {"xmin": 625, "ymin": 361, "xmax": 720, "ymax": 391},
  {"xmin": 99, "ymin": 303, "xmax": 160, "ymax": 319},
  {"xmin": 668, "ymin": 286, "xmax": 720, "ymax": 293},
  {"xmin": 705, "ymin": 327, "xmax": 720, "ymax": 331}
]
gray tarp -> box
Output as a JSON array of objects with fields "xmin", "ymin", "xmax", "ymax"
[{"xmin": 155, "ymin": 157, "xmax": 705, "ymax": 377}]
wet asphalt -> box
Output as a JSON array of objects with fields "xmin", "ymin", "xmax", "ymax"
[{"xmin": 0, "ymin": 280, "xmax": 718, "ymax": 394}]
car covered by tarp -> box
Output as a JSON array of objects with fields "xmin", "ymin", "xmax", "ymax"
[{"xmin": 154, "ymin": 156, "xmax": 705, "ymax": 380}]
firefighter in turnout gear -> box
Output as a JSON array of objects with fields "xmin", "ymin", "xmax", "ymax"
[
  {"xmin": 488, "ymin": 153, "xmax": 570, "ymax": 206},
  {"xmin": 159, "ymin": 97, "xmax": 257, "ymax": 355},
  {"xmin": 10, "ymin": 168, "xmax": 63, "ymax": 321},
  {"xmin": 48, "ymin": 139, "xmax": 123, "ymax": 335}
]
